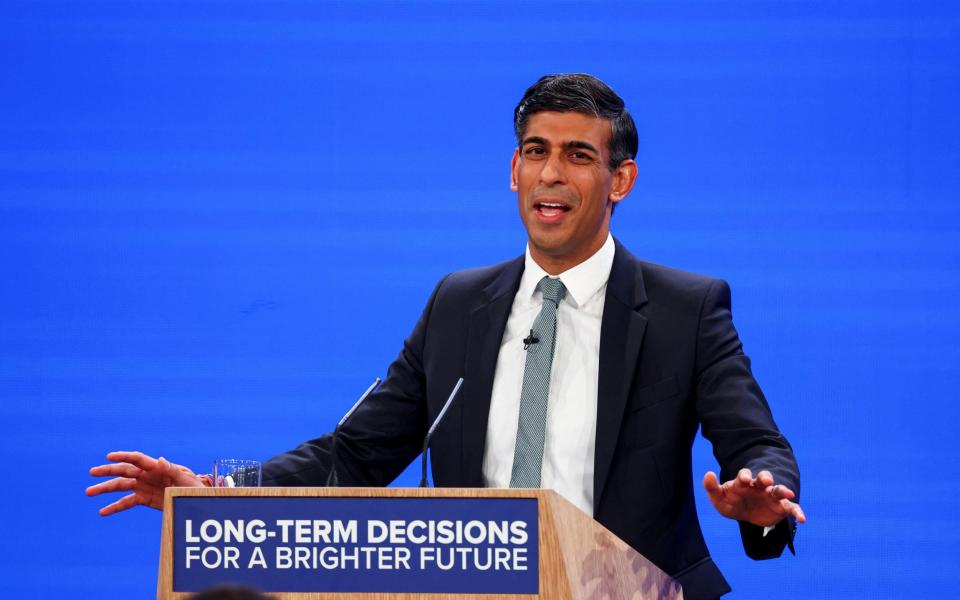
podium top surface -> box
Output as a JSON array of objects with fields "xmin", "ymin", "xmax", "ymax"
[{"xmin": 167, "ymin": 486, "xmax": 551, "ymax": 499}]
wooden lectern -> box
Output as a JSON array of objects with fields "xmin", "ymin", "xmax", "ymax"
[{"xmin": 158, "ymin": 487, "xmax": 682, "ymax": 599}]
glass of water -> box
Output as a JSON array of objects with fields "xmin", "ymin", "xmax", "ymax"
[{"xmin": 213, "ymin": 459, "xmax": 262, "ymax": 488}]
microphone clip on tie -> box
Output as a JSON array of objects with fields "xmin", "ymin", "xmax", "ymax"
[{"xmin": 522, "ymin": 329, "xmax": 539, "ymax": 351}]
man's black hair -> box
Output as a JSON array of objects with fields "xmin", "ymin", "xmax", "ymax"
[
  {"xmin": 189, "ymin": 585, "xmax": 274, "ymax": 600},
  {"xmin": 513, "ymin": 73, "xmax": 638, "ymax": 171}
]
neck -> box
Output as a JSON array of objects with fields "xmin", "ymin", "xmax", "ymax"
[{"xmin": 529, "ymin": 233, "xmax": 609, "ymax": 276}]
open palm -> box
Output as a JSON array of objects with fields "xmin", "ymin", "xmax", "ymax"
[
  {"xmin": 87, "ymin": 451, "xmax": 207, "ymax": 516},
  {"xmin": 703, "ymin": 468, "xmax": 805, "ymax": 528}
]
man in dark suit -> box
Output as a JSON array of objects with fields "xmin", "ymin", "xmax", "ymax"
[{"xmin": 89, "ymin": 74, "xmax": 803, "ymax": 599}]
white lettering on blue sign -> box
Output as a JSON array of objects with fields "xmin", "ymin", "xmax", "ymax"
[{"xmin": 173, "ymin": 497, "xmax": 539, "ymax": 594}]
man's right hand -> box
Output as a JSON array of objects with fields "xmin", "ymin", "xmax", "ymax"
[{"xmin": 86, "ymin": 451, "xmax": 209, "ymax": 516}]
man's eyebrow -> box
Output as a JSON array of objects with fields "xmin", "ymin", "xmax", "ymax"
[
  {"xmin": 563, "ymin": 140, "xmax": 599, "ymax": 154},
  {"xmin": 520, "ymin": 137, "xmax": 599, "ymax": 155},
  {"xmin": 520, "ymin": 136, "xmax": 548, "ymax": 147}
]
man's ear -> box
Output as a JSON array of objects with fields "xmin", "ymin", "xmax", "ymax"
[
  {"xmin": 609, "ymin": 159, "xmax": 638, "ymax": 204},
  {"xmin": 510, "ymin": 148, "xmax": 520, "ymax": 191}
]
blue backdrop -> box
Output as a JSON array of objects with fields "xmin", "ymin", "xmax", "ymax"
[{"xmin": 1, "ymin": 1, "xmax": 958, "ymax": 598}]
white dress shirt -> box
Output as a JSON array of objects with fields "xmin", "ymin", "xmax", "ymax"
[{"xmin": 482, "ymin": 234, "xmax": 615, "ymax": 516}]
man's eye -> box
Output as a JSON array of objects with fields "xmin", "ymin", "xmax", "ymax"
[
  {"xmin": 524, "ymin": 147, "xmax": 546, "ymax": 156},
  {"xmin": 571, "ymin": 151, "xmax": 592, "ymax": 162}
]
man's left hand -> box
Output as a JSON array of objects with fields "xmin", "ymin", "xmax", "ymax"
[{"xmin": 703, "ymin": 468, "xmax": 806, "ymax": 528}]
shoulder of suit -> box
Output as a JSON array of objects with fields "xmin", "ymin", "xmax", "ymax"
[
  {"xmin": 435, "ymin": 256, "xmax": 522, "ymax": 293},
  {"xmin": 613, "ymin": 238, "xmax": 724, "ymax": 295},
  {"xmin": 637, "ymin": 259, "xmax": 721, "ymax": 289},
  {"xmin": 632, "ymin": 257, "xmax": 730, "ymax": 312}
]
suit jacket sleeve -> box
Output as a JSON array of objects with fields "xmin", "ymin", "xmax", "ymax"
[
  {"xmin": 694, "ymin": 279, "xmax": 800, "ymax": 559},
  {"xmin": 260, "ymin": 275, "xmax": 448, "ymax": 487}
]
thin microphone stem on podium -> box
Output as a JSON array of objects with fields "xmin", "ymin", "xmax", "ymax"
[
  {"xmin": 420, "ymin": 377, "xmax": 465, "ymax": 488},
  {"xmin": 326, "ymin": 377, "xmax": 382, "ymax": 487}
]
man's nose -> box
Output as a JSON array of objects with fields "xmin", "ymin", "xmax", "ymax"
[{"xmin": 539, "ymin": 151, "xmax": 566, "ymax": 185}]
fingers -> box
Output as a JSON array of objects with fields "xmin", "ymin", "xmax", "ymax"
[
  {"xmin": 702, "ymin": 471, "xmax": 722, "ymax": 496},
  {"xmin": 755, "ymin": 470, "xmax": 774, "ymax": 488},
  {"xmin": 732, "ymin": 468, "xmax": 753, "ymax": 491},
  {"xmin": 172, "ymin": 461, "xmax": 196, "ymax": 475},
  {"xmin": 157, "ymin": 456, "xmax": 178, "ymax": 477},
  {"xmin": 702, "ymin": 471, "xmax": 741, "ymax": 517},
  {"xmin": 99, "ymin": 493, "xmax": 142, "ymax": 517},
  {"xmin": 157, "ymin": 456, "xmax": 205, "ymax": 487},
  {"xmin": 781, "ymin": 499, "xmax": 807, "ymax": 523},
  {"xmin": 89, "ymin": 463, "xmax": 143, "ymax": 479},
  {"xmin": 106, "ymin": 451, "xmax": 158, "ymax": 471},
  {"xmin": 766, "ymin": 483, "xmax": 796, "ymax": 501},
  {"xmin": 706, "ymin": 466, "xmax": 806, "ymax": 526},
  {"xmin": 89, "ymin": 451, "xmax": 185, "ymax": 516},
  {"xmin": 755, "ymin": 471, "xmax": 797, "ymax": 502},
  {"xmin": 737, "ymin": 468, "xmax": 799, "ymax": 501},
  {"xmin": 86, "ymin": 477, "xmax": 136, "ymax": 497}
]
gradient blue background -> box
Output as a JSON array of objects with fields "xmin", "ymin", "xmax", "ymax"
[{"xmin": 2, "ymin": 1, "xmax": 958, "ymax": 597}]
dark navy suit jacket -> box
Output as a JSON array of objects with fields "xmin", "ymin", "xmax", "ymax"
[{"xmin": 263, "ymin": 239, "xmax": 800, "ymax": 600}]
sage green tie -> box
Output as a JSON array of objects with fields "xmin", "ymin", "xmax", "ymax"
[{"xmin": 510, "ymin": 276, "xmax": 567, "ymax": 488}]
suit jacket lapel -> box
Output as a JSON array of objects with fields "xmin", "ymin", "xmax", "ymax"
[
  {"xmin": 460, "ymin": 256, "xmax": 524, "ymax": 486},
  {"xmin": 594, "ymin": 240, "xmax": 649, "ymax": 512}
]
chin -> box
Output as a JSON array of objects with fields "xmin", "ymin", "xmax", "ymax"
[{"xmin": 528, "ymin": 236, "xmax": 570, "ymax": 257}]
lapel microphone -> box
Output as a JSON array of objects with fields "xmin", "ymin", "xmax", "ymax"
[
  {"xmin": 325, "ymin": 377, "xmax": 382, "ymax": 487},
  {"xmin": 419, "ymin": 377, "xmax": 465, "ymax": 488},
  {"xmin": 522, "ymin": 329, "xmax": 539, "ymax": 351}
]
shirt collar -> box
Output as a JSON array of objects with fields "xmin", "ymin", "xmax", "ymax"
[{"xmin": 520, "ymin": 233, "xmax": 615, "ymax": 308}]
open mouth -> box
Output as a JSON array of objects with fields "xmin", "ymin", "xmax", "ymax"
[{"xmin": 534, "ymin": 201, "xmax": 572, "ymax": 218}]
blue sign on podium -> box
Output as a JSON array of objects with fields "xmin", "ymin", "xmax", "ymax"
[{"xmin": 172, "ymin": 496, "xmax": 539, "ymax": 594}]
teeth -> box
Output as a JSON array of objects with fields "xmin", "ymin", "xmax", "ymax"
[{"xmin": 540, "ymin": 203, "xmax": 563, "ymax": 208}]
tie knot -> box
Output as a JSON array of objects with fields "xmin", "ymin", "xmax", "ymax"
[{"xmin": 538, "ymin": 276, "xmax": 567, "ymax": 306}]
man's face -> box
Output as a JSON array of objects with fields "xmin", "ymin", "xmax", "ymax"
[{"xmin": 511, "ymin": 111, "xmax": 630, "ymax": 272}]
